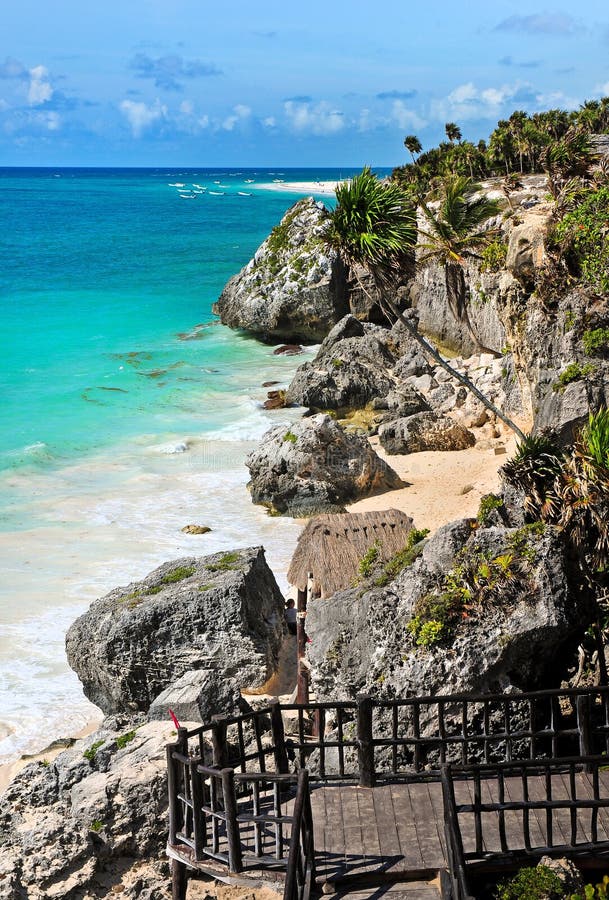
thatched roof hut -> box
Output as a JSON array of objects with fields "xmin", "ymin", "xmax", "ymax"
[{"xmin": 288, "ymin": 509, "xmax": 415, "ymax": 599}]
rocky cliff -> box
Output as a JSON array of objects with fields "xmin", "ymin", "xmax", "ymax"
[{"xmin": 213, "ymin": 197, "xmax": 349, "ymax": 343}]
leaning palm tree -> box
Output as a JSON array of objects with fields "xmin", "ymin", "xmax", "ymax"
[
  {"xmin": 418, "ymin": 175, "xmax": 501, "ymax": 353},
  {"xmin": 445, "ymin": 122, "xmax": 462, "ymax": 144},
  {"xmin": 326, "ymin": 168, "xmax": 525, "ymax": 439},
  {"xmin": 404, "ymin": 134, "xmax": 422, "ymax": 164}
]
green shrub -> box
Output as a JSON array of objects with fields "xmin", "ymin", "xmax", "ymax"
[
  {"xmin": 551, "ymin": 185, "xmax": 609, "ymax": 293},
  {"xmin": 359, "ymin": 541, "xmax": 381, "ymax": 578},
  {"xmin": 407, "ymin": 617, "xmax": 445, "ymax": 647},
  {"xmin": 553, "ymin": 362, "xmax": 596, "ymax": 391},
  {"xmin": 283, "ymin": 430, "xmax": 297, "ymax": 443},
  {"xmin": 374, "ymin": 528, "xmax": 430, "ymax": 587},
  {"xmin": 83, "ymin": 740, "xmax": 104, "ymax": 762},
  {"xmin": 583, "ymin": 327, "xmax": 609, "ymax": 354},
  {"xmin": 160, "ymin": 565, "xmax": 195, "ymax": 585},
  {"xmin": 494, "ymin": 864, "xmax": 564, "ymax": 899},
  {"xmin": 207, "ymin": 551, "xmax": 240, "ymax": 572},
  {"xmin": 572, "ymin": 875, "xmax": 609, "ymax": 899},
  {"xmin": 116, "ymin": 730, "xmax": 136, "ymax": 750},
  {"xmin": 477, "ymin": 493, "xmax": 504, "ymax": 524},
  {"xmin": 332, "ymin": 358, "xmax": 344, "ymax": 368},
  {"xmin": 90, "ymin": 819, "xmax": 104, "ymax": 833},
  {"xmin": 480, "ymin": 239, "xmax": 508, "ymax": 272}
]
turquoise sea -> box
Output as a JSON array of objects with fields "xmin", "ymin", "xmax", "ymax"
[{"xmin": 0, "ymin": 166, "xmax": 385, "ymax": 764}]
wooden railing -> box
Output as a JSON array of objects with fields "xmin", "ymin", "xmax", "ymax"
[
  {"xmin": 284, "ymin": 770, "xmax": 315, "ymax": 900},
  {"xmin": 441, "ymin": 756, "xmax": 609, "ymax": 898},
  {"xmin": 167, "ymin": 684, "xmax": 609, "ymax": 897}
]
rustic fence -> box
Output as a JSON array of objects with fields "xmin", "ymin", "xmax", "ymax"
[{"xmin": 442, "ymin": 756, "xmax": 609, "ymax": 899}]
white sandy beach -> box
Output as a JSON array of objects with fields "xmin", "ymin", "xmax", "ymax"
[
  {"xmin": 348, "ymin": 431, "xmax": 519, "ymax": 532},
  {"xmin": 256, "ymin": 180, "xmax": 340, "ymax": 196}
]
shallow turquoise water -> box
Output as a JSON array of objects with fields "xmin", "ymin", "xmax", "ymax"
[{"xmin": 0, "ymin": 166, "xmax": 387, "ymax": 762}]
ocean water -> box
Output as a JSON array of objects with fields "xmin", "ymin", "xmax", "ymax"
[{"xmin": 0, "ymin": 166, "xmax": 377, "ymax": 764}]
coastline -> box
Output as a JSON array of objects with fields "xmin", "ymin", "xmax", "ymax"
[
  {"xmin": 256, "ymin": 180, "xmax": 340, "ymax": 196},
  {"xmin": 0, "ymin": 714, "xmax": 103, "ymax": 794}
]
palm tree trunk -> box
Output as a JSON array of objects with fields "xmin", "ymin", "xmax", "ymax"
[{"xmin": 376, "ymin": 288, "xmax": 526, "ymax": 441}]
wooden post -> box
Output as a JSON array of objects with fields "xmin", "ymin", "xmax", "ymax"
[
  {"xmin": 171, "ymin": 859, "xmax": 187, "ymax": 900},
  {"xmin": 211, "ymin": 715, "xmax": 228, "ymax": 768},
  {"xmin": 168, "ymin": 728, "xmax": 189, "ymax": 900},
  {"xmin": 296, "ymin": 580, "xmax": 309, "ymax": 705},
  {"xmin": 577, "ymin": 694, "xmax": 592, "ymax": 770},
  {"xmin": 221, "ymin": 768, "xmax": 243, "ymax": 873},
  {"xmin": 357, "ymin": 694, "xmax": 375, "ymax": 787},
  {"xmin": 190, "ymin": 759, "xmax": 205, "ymax": 860},
  {"xmin": 270, "ymin": 699, "xmax": 289, "ymax": 774},
  {"xmin": 167, "ymin": 728, "xmax": 189, "ymax": 845}
]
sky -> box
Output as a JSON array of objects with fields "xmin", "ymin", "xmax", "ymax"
[{"xmin": 1, "ymin": 1, "xmax": 609, "ymax": 167}]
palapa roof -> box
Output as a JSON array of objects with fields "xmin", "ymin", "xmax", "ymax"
[{"xmin": 288, "ymin": 509, "xmax": 415, "ymax": 599}]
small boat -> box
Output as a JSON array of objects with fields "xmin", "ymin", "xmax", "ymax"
[
  {"xmin": 169, "ymin": 182, "xmax": 186, "ymax": 187},
  {"xmin": 193, "ymin": 189, "xmax": 204, "ymax": 194},
  {"xmin": 213, "ymin": 180, "xmax": 221, "ymax": 184},
  {"xmin": 237, "ymin": 191, "xmax": 252, "ymax": 196},
  {"xmin": 272, "ymin": 179, "xmax": 285, "ymax": 183},
  {"xmin": 244, "ymin": 179, "xmax": 254, "ymax": 183},
  {"xmin": 209, "ymin": 191, "xmax": 225, "ymax": 196}
]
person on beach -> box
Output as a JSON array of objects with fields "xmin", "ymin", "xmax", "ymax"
[{"xmin": 285, "ymin": 599, "xmax": 297, "ymax": 636}]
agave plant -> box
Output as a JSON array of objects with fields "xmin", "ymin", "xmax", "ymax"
[{"xmin": 500, "ymin": 432, "xmax": 564, "ymax": 521}]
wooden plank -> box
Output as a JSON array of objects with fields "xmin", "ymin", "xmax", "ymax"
[
  {"xmin": 371, "ymin": 785, "xmax": 404, "ymax": 874},
  {"xmin": 574, "ymin": 772, "xmax": 609, "ymax": 843},
  {"xmin": 391, "ymin": 783, "xmax": 426, "ymax": 870},
  {"xmin": 406, "ymin": 781, "xmax": 444, "ymax": 869}
]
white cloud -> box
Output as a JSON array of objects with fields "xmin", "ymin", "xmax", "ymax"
[
  {"xmin": 119, "ymin": 98, "xmax": 166, "ymax": 137},
  {"xmin": 263, "ymin": 116, "xmax": 276, "ymax": 127},
  {"xmin": 28, "ymin": 65, "xmax": 53, "ymax": 106},
  {"xmin": 431, "ymin": 81, "xmax": 539, "ymax": 123},
  {"xmin": 222, "ymin": 104, "xmax": 251, "ymax": 131},
  {"xmin": 284, "ymin": 100, "xmax": 345, "ymax": 135},
  {"xmin": 179, "ymin": 100, "xmax": 193, "ymax": 115},
  {"xmin": 390, "ymin": 100, "xmax": 427, "ymax": 131}
]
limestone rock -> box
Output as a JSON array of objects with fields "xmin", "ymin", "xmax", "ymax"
[
  {"xmin": 506, "ymin": 220, "xmax": 547, "ymax": 287},
  {"xmin": 181, "ymin": 524, "xmax": 211, "ymax": 534},
  {"xmin": 245, "ymin": 413, "xmax": 404, "ymax": 516},
  {"xmin": 0, "ymin": 719, "xmax": 177, "ymax": 900},
  {"xmin": 285, "ymin": 315, "xmax": 403, "ymax": 412},
  {"xmin": 378, "ymin": 411, "xmax": 475, "ymax": 454},
  {"xmin": 213, "ymin": 198, "xmax": 348, "ymax": 343},
  {"xmin": 306, "ymin": 521, "xmax": 590, "ymax": 708},
  {"xmin": 66, "ymin": 548, "xmax": 285, "ymax": 717}
]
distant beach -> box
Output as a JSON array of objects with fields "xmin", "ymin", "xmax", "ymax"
[{"xmin": 256, "ymin": 180, "xmax": 340, "ymax": 196}]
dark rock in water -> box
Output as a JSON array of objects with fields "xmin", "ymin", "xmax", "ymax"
[
  {"xmin": 245, "ymin": 413, "xmax": 404, "ymax": 517},
  {"xmin": 66, "ymin": 547, "xmax": 285, "ymax": 718},
  {"xmin": 378, "ymin": 411, "xmax": 475, "ymax": 454},
  {"xmin": 262, "ymin": 380, "xmax": 280, "ymax": 387},
  {"xmin": 273, "ymin": 344, "xmax": 303, "ymax": 355},
  {"xmin": 213, "ymin": 198, "xmax": 349, "ymax": 343},
  {"xmin": 263, "ymin": 389, "xmax": 288, "ymax": 410},
  {"xmin": 307, "ymin": 520, "xmax": 591, "ymax": 707},
  {"xmin": 0, "ymin": 718, "xmax": 179, "ymax": 899},
  {"xmin": 181, "ymin": 524, "xmax": 211, "ymax": 534}
]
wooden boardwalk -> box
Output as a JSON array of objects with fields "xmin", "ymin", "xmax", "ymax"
[{"xmin": 309, "ymin": 770, "xmax": 609, "ymax": 890}]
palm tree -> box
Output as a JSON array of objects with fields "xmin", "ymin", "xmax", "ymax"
[
  {"xmin": 418, "ymin": 175, "xmax": 501, "ymax": 353},
  {"xmin": 445, "ymin": 122, "xmax": 462, "ymax": 143},
  {"xmin": 541, "ymin": 126, "xmax": 596, "ymax": 197},
  {"xmin": 325, "ymin": 168, "xmax": 526, "ymax": 440},
  {"xmin": 404, "ymin": 135, "xmax": 422, "ymax": 164}
]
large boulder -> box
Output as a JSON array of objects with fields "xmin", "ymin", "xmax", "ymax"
[
  {"xmin": 245, "ymin": 413, "xmax": 404, "ymax": 516},
  {"xmin": 66, "ymin": 548, "xmax": 285, "ymax": 718},
  {"xmin": 213, "ymin": 198, "xmax": 348, "ymax": 343},
  {"xmin": 0, "ymin": 718, "xmax": 177, "ymax": 900},
  {"xmin": 378, "ymin": 411, "xmax": 475, "ymax": 454},
  {"xmin": 306, "ymin": 519, "xmax": 591, "ymax": 707},
  {"xmin": 286, "ymin": 316, "xmax": 400, "ymax": 412}
]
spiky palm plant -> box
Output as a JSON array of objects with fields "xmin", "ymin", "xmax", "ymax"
[
  {"xmin": 326, "ymin": 168, "xmax": 526, "ymax": 440},
  {"xmin": 418, "ymin": 175, "xmax": 501, "ymax": 353},
  {"xmin": 501, "ymin": 433, "xmax": 564, "ymax": 521}
]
